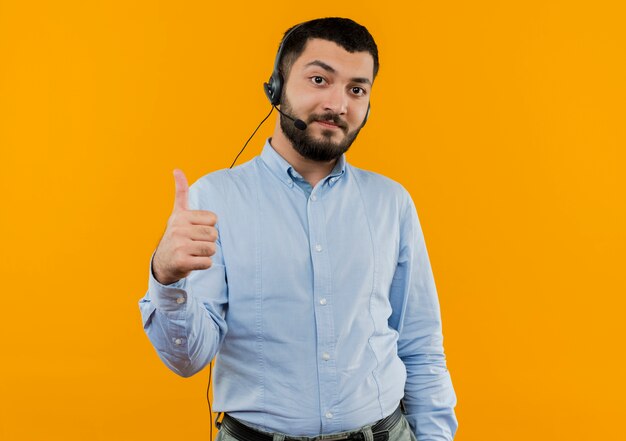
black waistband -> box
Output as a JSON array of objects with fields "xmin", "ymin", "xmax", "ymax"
[{"xmin": 220, "ymin": 406, "xmax": 403, "ymax": 441}]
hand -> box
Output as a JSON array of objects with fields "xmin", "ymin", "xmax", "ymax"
[{"xmin": 152, "ymin": 169, "xmax": 218, "ymax": 285}]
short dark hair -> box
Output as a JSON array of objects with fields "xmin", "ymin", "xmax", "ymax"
[{"xmin": 278, "ymin": 17, "xmax": 379, "ymax": 81}]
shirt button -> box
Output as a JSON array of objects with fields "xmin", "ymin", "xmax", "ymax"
[
  {"xmin": 174, "ymin": 338, "xmax": 183, "ymax": 345},
  {"xmin": 315, "ymin": 244, "xmax": 323, "ymax": 252},
  {"xmin": 319, "ymin": 298, "xmax": 327, "ymax": 305},
  {"xmin": 176, "ymin": 296, "xmax": 186, "ymax": 304},
  {"xmin": 322, "ymin": 352, "xmax": 330, "ymax": 361},
  {"xmin": 325, "ymin": 412, "xmax": 333, "ymax": 419},
  {"xmin": 310, "ymin": 194, "xmax": 317, "ymax": 201}
]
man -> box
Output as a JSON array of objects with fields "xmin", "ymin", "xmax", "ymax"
[{"xmin": 139, "ymin": 17, "xmax": 458, "ymax": 441}]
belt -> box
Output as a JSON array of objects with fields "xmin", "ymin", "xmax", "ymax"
[{"xmin": 220, "ymin": 406, "xmax": 403, "ymax": 441}]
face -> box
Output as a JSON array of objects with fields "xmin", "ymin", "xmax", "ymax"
[{"xmin": 279, "ymin": 38, "xmax": 374, "ymax": 162}]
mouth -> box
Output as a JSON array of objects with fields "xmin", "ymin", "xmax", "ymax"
[{"xmin": 315, "ymin": 120, "xmax": 344, "ymax": 130}]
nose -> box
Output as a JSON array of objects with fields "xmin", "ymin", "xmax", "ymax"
[{"xmin": 322, "ymin": 85, "xmax": 348, "ymax": 115}]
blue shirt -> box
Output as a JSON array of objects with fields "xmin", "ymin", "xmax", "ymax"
[{"xmin": 139, "ymin": 140, "xmax": 458, "ymax": 439}]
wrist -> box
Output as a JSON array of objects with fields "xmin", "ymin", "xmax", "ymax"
[{"xmin": 151, "ymin": 254, "xmax": 180, "ymax": 286}]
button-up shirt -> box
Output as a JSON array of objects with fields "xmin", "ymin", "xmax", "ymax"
[{"xmin": 139, "ymin": 139, "xmax": 458, "ymax": 439}]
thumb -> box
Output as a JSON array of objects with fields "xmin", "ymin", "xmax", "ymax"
[{"xmin": 172, "ymin": 169, "xmax": 189, "ymax": 211}]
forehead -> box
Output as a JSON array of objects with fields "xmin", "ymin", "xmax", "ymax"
[{"xmin": 290, "ymin": 38, "xmax": 375, "ymax": 81}]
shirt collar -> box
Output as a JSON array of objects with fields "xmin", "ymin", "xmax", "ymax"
[
  {"xmin": 326, "ymin": 154, "xmax": 346, "ymax": 187},
  {"xmin": 260, "ymin": 139, "xmax": 346, "ymax": 188}
]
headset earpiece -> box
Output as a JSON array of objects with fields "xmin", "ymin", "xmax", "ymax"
[{"xmin": 263, "ymin": 71, "xmax": 283, "ymax": 106}]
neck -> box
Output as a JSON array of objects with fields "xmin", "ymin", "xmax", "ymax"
[{"xmin": 270, "ymin": 121, "xmax": 338, "ymax": 188}]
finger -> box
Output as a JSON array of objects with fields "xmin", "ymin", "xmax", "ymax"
[
  {"xmin": 187, "ymin": 240, "xmax": 216, "ymax": 257},
  {"xmin": 186, "ymin": 210, "xmax": 218, "ymax": 226},
  {"xmin": 189, "ymin": 225, "xmax": 218, "ymax": 242},
  {"xmin": 188, "ymin": 256, "xmax": 213, "ymax": 271},
  {"xmin": 173, "ymin": 169, "xmax": 189, "ymax": 212}
]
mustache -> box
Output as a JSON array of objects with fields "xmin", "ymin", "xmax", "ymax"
[{"xmin": 307, "ymin": 112, "xmax": 348, "ymax": 130}]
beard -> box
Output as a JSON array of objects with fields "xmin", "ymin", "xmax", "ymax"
[{"xmin": 279, "ymin": 97, "xmax": 365, "ymax": 162}]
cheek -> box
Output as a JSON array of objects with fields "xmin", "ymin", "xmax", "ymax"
[
  {"xmin": 284, "ymin": 81, "xmax": 317, "ymax": 109},
  {"xmin": 298, "ymin": 94, "xmax": 321, "ymax": 113},
  {"xmin": 350, "ymin": 104, "xmax": 368, "ymax": 125}
]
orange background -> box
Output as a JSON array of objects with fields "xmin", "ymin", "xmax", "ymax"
[{"xmin": 1, "ymin": 1, "xmax": 625, "ymax": 440}]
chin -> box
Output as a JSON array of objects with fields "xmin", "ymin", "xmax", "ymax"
[{"xmin": 315, "ymin": 130, "xmax": 345, "ymax": 142}]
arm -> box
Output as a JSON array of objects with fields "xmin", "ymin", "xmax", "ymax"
[
  {"xmin": 138, "ymin": 249, "xmax": 228, "ymax": 377},
  {"xmin": 389, "ymin": 192, "xmax": 458, "ymax": 440},
  {"xmin": 138, "ymin": 171, "xmax": 228, "ymax": 377}
]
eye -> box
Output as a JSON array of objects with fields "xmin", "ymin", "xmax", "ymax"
[
  {"xmin": 351, "ymin": 87, "xmax": 366, "ymax": 96},
  {"xmin": 310, "ymin": 76, "xmax": 326, "ymax": 85}
]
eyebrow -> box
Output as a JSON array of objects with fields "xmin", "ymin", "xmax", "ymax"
[{"xmin": 304, "ymin": 60, "xmax": 372, "ymax": 86}]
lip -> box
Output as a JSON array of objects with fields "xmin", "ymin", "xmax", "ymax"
[{"xmin": 315, "ymin": 120, "xmax": 342, "ymax": 129}]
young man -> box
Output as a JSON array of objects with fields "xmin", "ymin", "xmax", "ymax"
[{"xmin": 139, "ymin": 17, "xmax": 458, "ymax": 441}]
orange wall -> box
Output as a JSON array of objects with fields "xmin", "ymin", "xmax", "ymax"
[{"xmin": 1, "ymin": 1, "xmax": 624, "ymax": 440}]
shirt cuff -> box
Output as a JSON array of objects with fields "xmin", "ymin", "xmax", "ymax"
[{"xmin": 148, "ymin": 252, "xmax": 188, "ymax": 312}]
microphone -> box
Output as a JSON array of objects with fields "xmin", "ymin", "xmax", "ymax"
[{"xmin": 274, "ymin": 105, "xmax": 307, "ymax": 130}]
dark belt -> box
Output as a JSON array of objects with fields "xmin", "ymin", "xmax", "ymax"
[{"xmin": 220, "ymin": 406, "xmax": 403, "ymax": 441}]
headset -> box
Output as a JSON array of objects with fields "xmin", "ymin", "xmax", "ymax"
[
  {"xmin": 263, "ymin": 24, "xmax": 300, "ymax": 107},
  {"xmin": 229, "ymin": 23, "xmax": 371, "ymax": 169},
  {"xmin": 263, "ymin": 24, "xmax": 371, "ymax": 125}
]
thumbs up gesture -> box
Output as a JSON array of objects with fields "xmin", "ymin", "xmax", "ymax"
[{"xmin": 152, "ymin": 169, "xmax": 218, "ymax": 285}]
